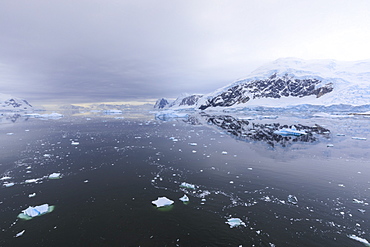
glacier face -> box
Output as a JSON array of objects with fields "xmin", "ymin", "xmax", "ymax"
[{"xmin": 0, "ymin": 93, "xmax": 33, "ymax": 111}]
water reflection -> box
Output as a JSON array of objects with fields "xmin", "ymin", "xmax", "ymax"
[{"xmin": 179, "ymin": 113, "xmax": 331, "ymax": 147}]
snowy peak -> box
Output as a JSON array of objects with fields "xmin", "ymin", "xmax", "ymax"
[
  {"xmin": 154, "ymin": 98, "xmax": 169, "ymax": 109},
  {"xmin": 0, "ymin": 93, "xmax": 33, "ymax": 111}
]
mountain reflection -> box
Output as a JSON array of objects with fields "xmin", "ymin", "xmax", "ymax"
[{"xmin": 183, "ymin": 113, "xmax": 330, "ymax": 147}]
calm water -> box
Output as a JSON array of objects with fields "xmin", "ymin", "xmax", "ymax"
[{"xmin": 1, "ymin": 111, "xmax": 370, "ymax": 246}]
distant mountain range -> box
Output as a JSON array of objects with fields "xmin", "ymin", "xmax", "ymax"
[
  {"xmin": 155, "ymin": 58, "xmax": 370, "ymax": 110},
  {"xmin": 0, "ymin": 93, "xmax": 33, "ymax": 111}
]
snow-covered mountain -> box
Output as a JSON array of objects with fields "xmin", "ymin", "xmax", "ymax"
[
  {"xmin": 0, "ymin": 93, "xmax": 33, "ymax": 111},
  {"xmin": 198, "ymin": 58, "xmax": 370, "ymax": 109},
  {"xmin": 154, "ymin": 98, "xmax": 169, "ymax": 109},
  {"xmin": 157, "ymin": 58, "xmax": 370, "ymax": 111}
]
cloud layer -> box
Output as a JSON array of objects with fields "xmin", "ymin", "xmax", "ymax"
[{"xmin": 1, "ymin": 0, "xmax": 370, "ymax": 104}]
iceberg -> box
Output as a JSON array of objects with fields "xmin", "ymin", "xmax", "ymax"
[
  {"xmin": 226, "ymin": 218, "xmax": 246, "ymax": 228},
  {"xmin": 152, "ymin": 197, "xmax": 174, "ymax": 207},
  {"xmin": 18, "ymin": 204, "xmax": 55, "ymax": 220},
  {"xmin": 274, "ymin": 126, "xmax": 306, "ymax": 136},
  {"xmin": 155, "ymin": 110, "xmax": 189, "ymax": 121},
  {"xmin": 287, "ymin": 195, "xmax": 298, "ymax": 204},
  {"xmin": 179, "ymin": 194, "xmax": 189, "ymax": 202},
  {"xmin": 180, "ymin": 182, "xmax": 197, "ymax": 190},
  {"xmin": 48, "ymin": 173, "xmax": 61, "ymax": 179}
]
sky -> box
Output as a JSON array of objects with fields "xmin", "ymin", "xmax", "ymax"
[{"xmin": 1, "ymin": 0, "xmax": 370, "ymax": 105}]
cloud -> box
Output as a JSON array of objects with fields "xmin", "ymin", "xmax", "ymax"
[{"xmin": 1, "ymin": 0, "xmax": 370, "ymax": 104}]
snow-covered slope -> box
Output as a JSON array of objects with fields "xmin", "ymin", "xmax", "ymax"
[
  {"xmin": 154, "ymin": 98, "xmax": 169, "ymax": 109},
  {"xmin": 198, "ymin": 58, "xmax": 370, "ymax": 109},
  {"xmin": 166, "ymin": 93, "xmax": 203, "ymax": 109},
  {"xmin": 0, "ymin": 93, "xmax": 33, "ymax": 111}
]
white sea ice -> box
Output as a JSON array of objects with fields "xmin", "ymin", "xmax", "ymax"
[
  {"xmin": 48, "ymin": 173, "xmax": 61, "ymax": 179},
  {"xmin": 152, "ymin": 197, "xmax": 174, "ymax": 207},
  {"xmin": 0, "ymin": 176, "xmax": 12, "ymax": 180},
  {"xmin": 221, "ymin": 151, "xmax": 228, "ymax": 155},
  {"xmin": 3, "ymin": 182, "xmax": 14, "ymax": 187},
  {"xmin": 25, "ymin": 178, "xmax": 41, "ymax": 183},
  {"xmin": 226, "ymin": 218, "xmax": 246, "ymax": 228},
  {"xmin": 287, "ymin": 195, "xmax": 298, "ymax": 204},
  {"xmin": 15, "ymin": 230, "xmax": 25, "ymax": 238},
  {"xmin": 188, "ymin": 143, "xmax": 197, "ymax": 146},
  {"xmin": 71, "ymin": 141, "xmax": 79, "ymax": 145},
  {"xmin": 348, "ymin": 234, "xmax": 370, "ymax": 246},
  {"xmin": 352, "ymin": 137, "xmax": 367, "ymax": 140},
  {"xmin": 28, "ymin": 193, "xmax": 36, "ymax": 198},
  {"xmin": 179, "ymin": 194, "xmax": 189, "ymax": 202},
  {"xmin": 22, "ymin": 204, "xmax": 49, "ymax": 217},
  {"xmin": 180, "ymin": 182, "xmax": 197, "ymax": 190}
]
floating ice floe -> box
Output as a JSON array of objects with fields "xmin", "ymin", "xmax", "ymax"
[
  {"xmin": 274, "ymin": 126, "xmax": 306, "ymax": 136},
  {"xmin": 226, "ymin": 218, "xmax": 246, "ymax": 228},
  {"xmin": 180, "ymin": 182, "xmax": 197, "ymax": 190},
  {"xmin": 352, "ymin": 137, "xmax": 367, "ymax": 140},
  {"xmin": 3, "ymin": 182, "xmax": 15, "ymax": 187},
  {"xmin": 348, "ymin": 234, "xmax": 370, "ymax": 246},
  {"xmin": 25, "ymin": 178, "xmax": 42, "ymax": 183},
  {"xmin": 327, "ymin": 144, "xmax": 334, "ymax": 147},
  {"xmin": 188, "ymin": 143, "xmax": 197, "ymax": 146},
  {"xmin": 179, "ymin": 194, "xmax": 189, "ymax": 202},
  {"xmin": 71, "ymin": 141, "xmax": 79, "ymax": 145},
  {"xmin": 152, "ymin": 197, "xmax": 174, "ymax": 207},
  {"xmin": 221, "ymin": 151, "xmax": 228, "ymax": 155},
  {"xmin": 18, "ymin": 204, "xmax": 54, "ymax": 220},
  {"xmin": 28, "ymin": 193, "xmax": 36, "ymax": 198},
  {"xmin": 15, "ymin": 230, "xmax": 25, "ymax": 238},
  {"xmin": 353, "ymin": 199, "xmax": 364, "ymax": 204},
  {"xmin": 287, "ymin": 195, "xmax": 298, "ymax": 204},
  {"xmin": 0, "ymin": 176, "xmax": 12, "ymax": 180},
  {"xmin": 155, "ymin": 110, "xmax": 189, "ymax": 121},
  {"xmin": 48, "ymin": 173, "xmax": 61, "ymax": 179}
]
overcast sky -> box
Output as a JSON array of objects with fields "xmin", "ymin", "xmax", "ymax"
[{"xmin": 1, "ymin": 0, "xmax": 370, "ymax": 104}]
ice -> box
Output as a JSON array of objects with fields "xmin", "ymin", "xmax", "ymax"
[
  {"xmin": 103, "ymin": 109, "xmax": 122, "ymax": 114},
  {"xmin": 353, "ymin": 199, "xmax": 364, "ymax": 204},
  {"xmin": 287, "ymin": 195, "xmax": 298, "ymax": 204},
  {"xmin": 25, "ymin": 178, "xmax": 41, "ymax": 183},
  {"xmin": 327, "ymin": 144, "xmax": 334, "ymax": 147},
  {"xmin": 226, "ymin": 218, "xmax": 246, "ymax": 228},
  {"xmin": 18, "ymin": 204, "xmax": 54, "ymax": 219},
  {"xmin": 28, "ymin": 193, "xmax": 36, "ymax": 198},
  {"xmin": 221, "ymin": 151, "xmax": 228, "ymax": 155},
  {"xmin": 352, "ymin": 137, "xmax": 367, "ymax": 140},
  {"xmin": 15, "ymin": 230, "xmax": 25, "ymax": 238},
  {"xmin": 3, "ymin": 182, "xmax": 14, "ymax": 187},
  {"xmin": 179, "ymin": 194, "xmax": 189, "ymax": 202},
  {"xmin": 180, "ymin": 182, "xmax": 197, "ymax": 190},
  {"xmin": 0, "ymin": 176, "xmax": 12, "ymax": 180},
  {"xmin": 71, "ymin": 141, "xmax": 80, "ymax": 145},
  {"xmin": 155, "ymin": 110, "xmax": 189, "ymax": 120},
  {"xmin": 48, "ymin": 173, "xmax": 61, "ymax": 179},
  {"xmin": 152, "ymin": 197, "xmax": 174, "ymax": 207},
  {"xmin": 348, "ymin": 234, "xmax": 370, "ymax": 246},
  {"xmin": 274, "ymin": 126, "xmax": 306, "ymax": 136},
  {"xmin": 188, "ymin": 143, "xmax": 197, "ymax": 146}
]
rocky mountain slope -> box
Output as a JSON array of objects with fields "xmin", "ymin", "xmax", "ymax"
[{"xmin": 0, "ymin": 93, "xmax": 33, "ymax": 111}]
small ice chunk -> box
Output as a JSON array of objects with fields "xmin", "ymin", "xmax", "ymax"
[
  {"xmin": 348, "ymin": 234, "xmax": 370, "ymax": 246},
  {"xmin": 353, "ymin": 199, "xmax": 364, "ymax": 204},
  {"xmin": 25, "ymin": 178, "xmax": 40, "ymax": 183},
  {"xmin": 352, "ymin": 137, "xmax": 367, "ymax": 140},
  {"xmin": 3, "ymin": 182, "xmax": 15, "ymax": 187},
  {"xmin": 327, "ymin": 144, "xmax": 334, "ymax": 147},
  {"xmin": 48, "ymin": 173, "xmax": 61, "ymax": 179},
  {"xmin": 180, "ymin": 182, "xmax": 197, "ymax": 190},
  {"xmin": 189, "ymin": 143, "xmax": 197, "ymax": 146},
  {"xmin": 226, "ymin": 218, "xmax": 246, "ymax": 228},
  {"xmin": 221, "ymin": 151, "xmax": 228, "ymax": 155},
  {"xmin": 71, "ymin": 141, "xmax": 79, "ymax": 145},
  {"xmin": 0, "ymin": 176, "xmax": 12, "ymax": 180},
  {"xmin": 287, "ymin": 195, "xmax": 298, "ymax": 204},
  {"xmin": 28, "ymin": 193, "xmax": 36, "ymax": 198},
  {"xmin": 179, "ymin": 194, "xmax": 189, "ymax": 202},
  {"xmin": 15, "ymin": 230, "xmax": 25, "ymax": 238},
  {"xmin": 152, "ymin": 197, "xmax": 174, "ymax": 207}
]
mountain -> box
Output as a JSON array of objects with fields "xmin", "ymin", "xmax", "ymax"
[
  {"xmin": 157, "ymin": 58, "xmax": 370, "ymax": 111},
  {"xmin": 0, "ymin": 93, "xmax": 33, "ymax": 111},
  {"xmin": 154, "ymin": 98, "xmax": 169, "ymax": 109},
  {"xmin": 198, "ymin": 58, "xmax": 370, "ymax": 109}
]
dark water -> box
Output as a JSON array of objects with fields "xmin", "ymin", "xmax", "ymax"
[{"xmin": 1, "ymin": 111, "xmax": 370, "ymax": 246}]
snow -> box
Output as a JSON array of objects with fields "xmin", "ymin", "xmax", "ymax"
[{"xmin": 152, "ymin": 197, "xmax": 174, "ymax": 207}]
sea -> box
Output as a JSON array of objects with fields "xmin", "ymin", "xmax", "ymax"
[{"xmin": 1, "ymin": 109, "xmax": 370, "ymax": 247}]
